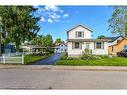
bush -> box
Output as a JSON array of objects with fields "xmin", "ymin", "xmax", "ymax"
[
  {"xmin": 67, "ymin": 57, "xmax": 74, "ymax": 60},
  {"xmin": 81, "ymin": 53, "xmax": 101, "ymax": 60}
]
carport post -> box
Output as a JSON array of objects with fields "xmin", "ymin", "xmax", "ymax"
[{"xmin": 22, "ymin": 54, "xmax": 24, "ymax": 64}]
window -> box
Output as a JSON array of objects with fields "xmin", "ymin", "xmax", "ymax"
[
  {"xmin": 96, "ymin": 42, "xmax": 102, "ymax": 49},
  {"xmin": 76, "ymin": 31, "xmax": 84, "ymax": 38},
  {"xmin": 74, "ymin": 42, "xmax": 80, "ymax": 49},
  {"xmin": 86, "ymin": 43, "xmax": 90, "ymax": 49},
  {"xmin": 124, "ymin": 45, "xmax": 127, "ymax": 50},
  {"xmin": 78, "ymin": 32, "xmax": 82, "ymax": 37}
]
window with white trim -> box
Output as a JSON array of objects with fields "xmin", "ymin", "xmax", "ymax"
[{"xmin": 76, "ymin": 31, "xmax": 84, "ymax": 38}]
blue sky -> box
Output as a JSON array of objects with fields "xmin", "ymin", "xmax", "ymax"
[{"xmin": 35, "ymin": 6, "xmax": 114, "ymax": 41}]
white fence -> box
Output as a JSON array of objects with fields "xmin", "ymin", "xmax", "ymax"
[
  {"xmin": 0, "ymin": 54, "xmax": 24, "ymax": 64},
  {"xmin": 2, "ymin": 52, "xmax": 32, "ymax": 57}
]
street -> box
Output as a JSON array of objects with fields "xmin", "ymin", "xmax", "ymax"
[{"xmin": 1, "ymin": 66, "xmax": 127, "ymax": 89}]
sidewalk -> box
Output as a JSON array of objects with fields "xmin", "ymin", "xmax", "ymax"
[{"xmin": 1, "ymin": 64, "xmax": 127, "ymax": 71}]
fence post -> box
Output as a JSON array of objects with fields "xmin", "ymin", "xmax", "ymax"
[
  {"xmin": 3, "ymin": 55, "xmax": 5, "ymax": 64},
  {"xmin": 22, "ymin": 54, "xmax": 24, "ymax": 64}
]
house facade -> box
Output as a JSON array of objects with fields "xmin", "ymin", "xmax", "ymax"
[
  {"xmin": 108, "ymin": 38, "xmax": 127, "ymax": 55},
  {"xmin": 67, "ymin": 24, "xmax": 110, "ymax": 57},
  {"xmin": 55, "ymin": 41, "xmax": 67, "ymax": 53}
]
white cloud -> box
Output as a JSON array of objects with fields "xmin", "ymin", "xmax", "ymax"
[
  {"xmin": 40, "ymin": 16, "xmax": 45, "ymax": 22},
  {"xmin": 63, "ymin": 14, "xmax": 69, "ymax": 18},
  {"xmin": 37, "ymin": 5, "xmax": 70, "ymax": 23},
  {"xmin": 47, "ymin": 19, "xmax": 53, "ymax": 23},
  {"xmin": 44, "ymin": 5, "xmax": 59, "ymax": 12}
]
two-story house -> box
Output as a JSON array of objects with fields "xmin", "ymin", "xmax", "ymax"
[{"xmin": 67, "ymin": 24, "xmax": 110, "ymax": 57}]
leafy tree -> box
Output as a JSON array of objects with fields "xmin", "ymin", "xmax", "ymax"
[
  {"xmin": 108, "ymin": 6, "xmax": 127, "ymax": 36},
  {"xmin": 55, "ymin": 38, "xmax": 61, "ymax": 43},
  {"xmin": 43, "ymin": 34, "xmax": 53, "ymax": 52},
  {"xmin": 98, "ymin": 35, "xmax": 106, "ymax": 39},
  {"xmin": 0, "ymin": 6, "xmax": 40, "ymax": 51}
]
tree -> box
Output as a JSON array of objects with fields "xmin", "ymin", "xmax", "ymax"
[
  {"xmin": 108, "ymin": 6, "xmax": 127, "ymax": 36},
  {"xmin": 98, "ymin": 35, "xmax": 106, "ymax": 39},
  {"xmin": 43, "ymin": 34, "xmax": 53, "ymax": 52},
  {"xmin": 55, "ymin": 38, "xmax": 61, "ymax": 43},
  {"xmin": 0, "ymin": 6, "xmax": 40, "ymax": 51}
]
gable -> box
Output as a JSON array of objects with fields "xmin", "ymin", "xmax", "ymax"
[
  {"xmin": 67, "ymin": 24, "xmax": 92, "ymax": 39},
  {"xmin": 67, "ymin": 24, "xmax": 93, "ymax": 33}
]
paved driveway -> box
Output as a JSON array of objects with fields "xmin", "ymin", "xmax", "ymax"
[
  {"xmin": 31, "ymin": 54, "xmax": 61, "ymax": 65},
  {"xmin": 1, "ymin": 66, "xmax": 127, "ymax": 89}
]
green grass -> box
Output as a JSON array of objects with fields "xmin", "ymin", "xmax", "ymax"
[
  {"xmin": 24, "ymin": 54, "xmax": 52, "ymax": 64},
  {"xmin": 56, "ymin": 57, "xmax": 127, "ymax": 66}
]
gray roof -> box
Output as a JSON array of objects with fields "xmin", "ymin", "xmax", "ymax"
[
  {"xmin": 102, "ymin": 36, "xmax": 124, "ymax": 42},
  {"xmin": 67, "ymin": 39, "xmax": 110, "ymax": 42},
  {"xmin": 67, "ymin": 24, "xmax": 93, "ymax": 33}
]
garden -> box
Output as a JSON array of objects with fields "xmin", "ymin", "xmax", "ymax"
[{"xmin": 56, "ymin": 49, "xmax": 127, "ymax": 66}]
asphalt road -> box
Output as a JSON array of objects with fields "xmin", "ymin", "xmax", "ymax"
[
  {"xmin": 31, "ymin": 54, "xmax": 61, "ymax": 65},
  {"xmin": 1, "ymin": 67, "xmax": 127, "ymax": 89}
]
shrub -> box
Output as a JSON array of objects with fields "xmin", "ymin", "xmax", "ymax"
[
  {"xmin": 67, "ymin": 57, "xmax": 74, "ymax": 60},
  {"xmin": 81, "ymin": 53, "xmax": 101, "ymax": 60}
]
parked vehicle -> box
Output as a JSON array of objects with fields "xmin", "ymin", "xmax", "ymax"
[{"xmin": 117, "ymin": 50, "xmax": 127, "ymax": 57}]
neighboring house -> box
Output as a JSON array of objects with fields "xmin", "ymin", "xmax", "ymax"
[
  {"xmin": 108, "ymin": 38, "xmax": 127, "ymax": 55},
  {"xmin": 55, "ymin": 41, "xmax": 67, "ymax": 53},
  {"xmin": 102, "ymin": 36, "xmax": 124, "ymax": 46},
  {"xmin": 67, "ymin": 24, "xmax": 110, "ymax": 57},
  {"xmin": 1, "ymin": 43, "xmax": 16, "ymax": 53}
]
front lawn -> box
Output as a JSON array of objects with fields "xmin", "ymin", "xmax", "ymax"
[
  {"xmin": 24, "ymin": 54, "xmax": 52, "ymax": 64},
  {"xmin": 56, "ymin": 57, "xmax": 127, "ymax": 66}
]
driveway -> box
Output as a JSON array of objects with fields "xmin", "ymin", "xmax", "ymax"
[
  {"xmin": 1, "ymin": 66, "xmax": 127, "ymax": 89},
  {"xmin": 31, "ymin": 54, "xmax": 61, "ymax": 65}
]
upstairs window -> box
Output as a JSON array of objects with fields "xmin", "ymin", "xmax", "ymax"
[{"xmin": 76, "ymin": 31, "xmax": 84, "ymax": 38}]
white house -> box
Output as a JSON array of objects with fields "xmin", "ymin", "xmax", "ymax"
[
  {"xmin": 55, "ymin": 41, "xmax": 67, "ymax": 53},
  {"xmin": 67, "ymin": 24, "xmax": 110, "ymax": 57}
]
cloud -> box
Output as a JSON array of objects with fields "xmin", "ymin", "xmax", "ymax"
[
  {"xmin": 47, "ymin": 19, "xmax": 53, "ymax": 23},
  {"xmin": 37, "ymin": 5, "xmax": 69, "ymax": 24},
  {"xmin": 44, "ymin": 5, "xmax": 59, "ymax": 12},
  {"xmin": 40, "ymin": 16, "xmax": 45, "ymax": 22},
  {"xmin": 63, "ymin": 14, "xmax": 69, "ymax": 18}
]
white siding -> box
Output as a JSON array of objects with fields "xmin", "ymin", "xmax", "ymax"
[
  {"xmin": 55, "ymin": 44, "xmax": 67, "ymax": 53},
  {"xmin": 68, "ymin": 26, "xmax": 92, "ymax": 39},
  {"xmin": 67, "ymin": 42, "xmax": 108, "ymax": 56}
]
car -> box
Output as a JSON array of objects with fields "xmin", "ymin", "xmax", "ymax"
[{"xmin": 117, "ymin": 50, "xmax": 127, "ymax": 57}]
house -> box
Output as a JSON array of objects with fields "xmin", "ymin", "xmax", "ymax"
[
  {"xmin": 108, "ymin": 37, "xmax": 127, "ymax": 55},
  {"xmin": 102, "ymin": 36, "xmax": 124, "ymax": 46},
  {"xmin": 67, "ymin": 24, "xmax": 110, "ymax": 57},
  {"xmin": 54, "ymin": 41, "xmax": 67, "ymax": 53},
  {"xmin": 1, "ymin": 43, "xmax": 16, "ymax": 54}
]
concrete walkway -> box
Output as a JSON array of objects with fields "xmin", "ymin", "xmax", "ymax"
[{"xmin": 1, "ymin": 65, "xmax": 127, "ymax": 71}]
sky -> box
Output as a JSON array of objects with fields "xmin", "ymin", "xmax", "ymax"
[{"xmin": 34, "ymin": 6, "xmax": 114, "ymax": 41}]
